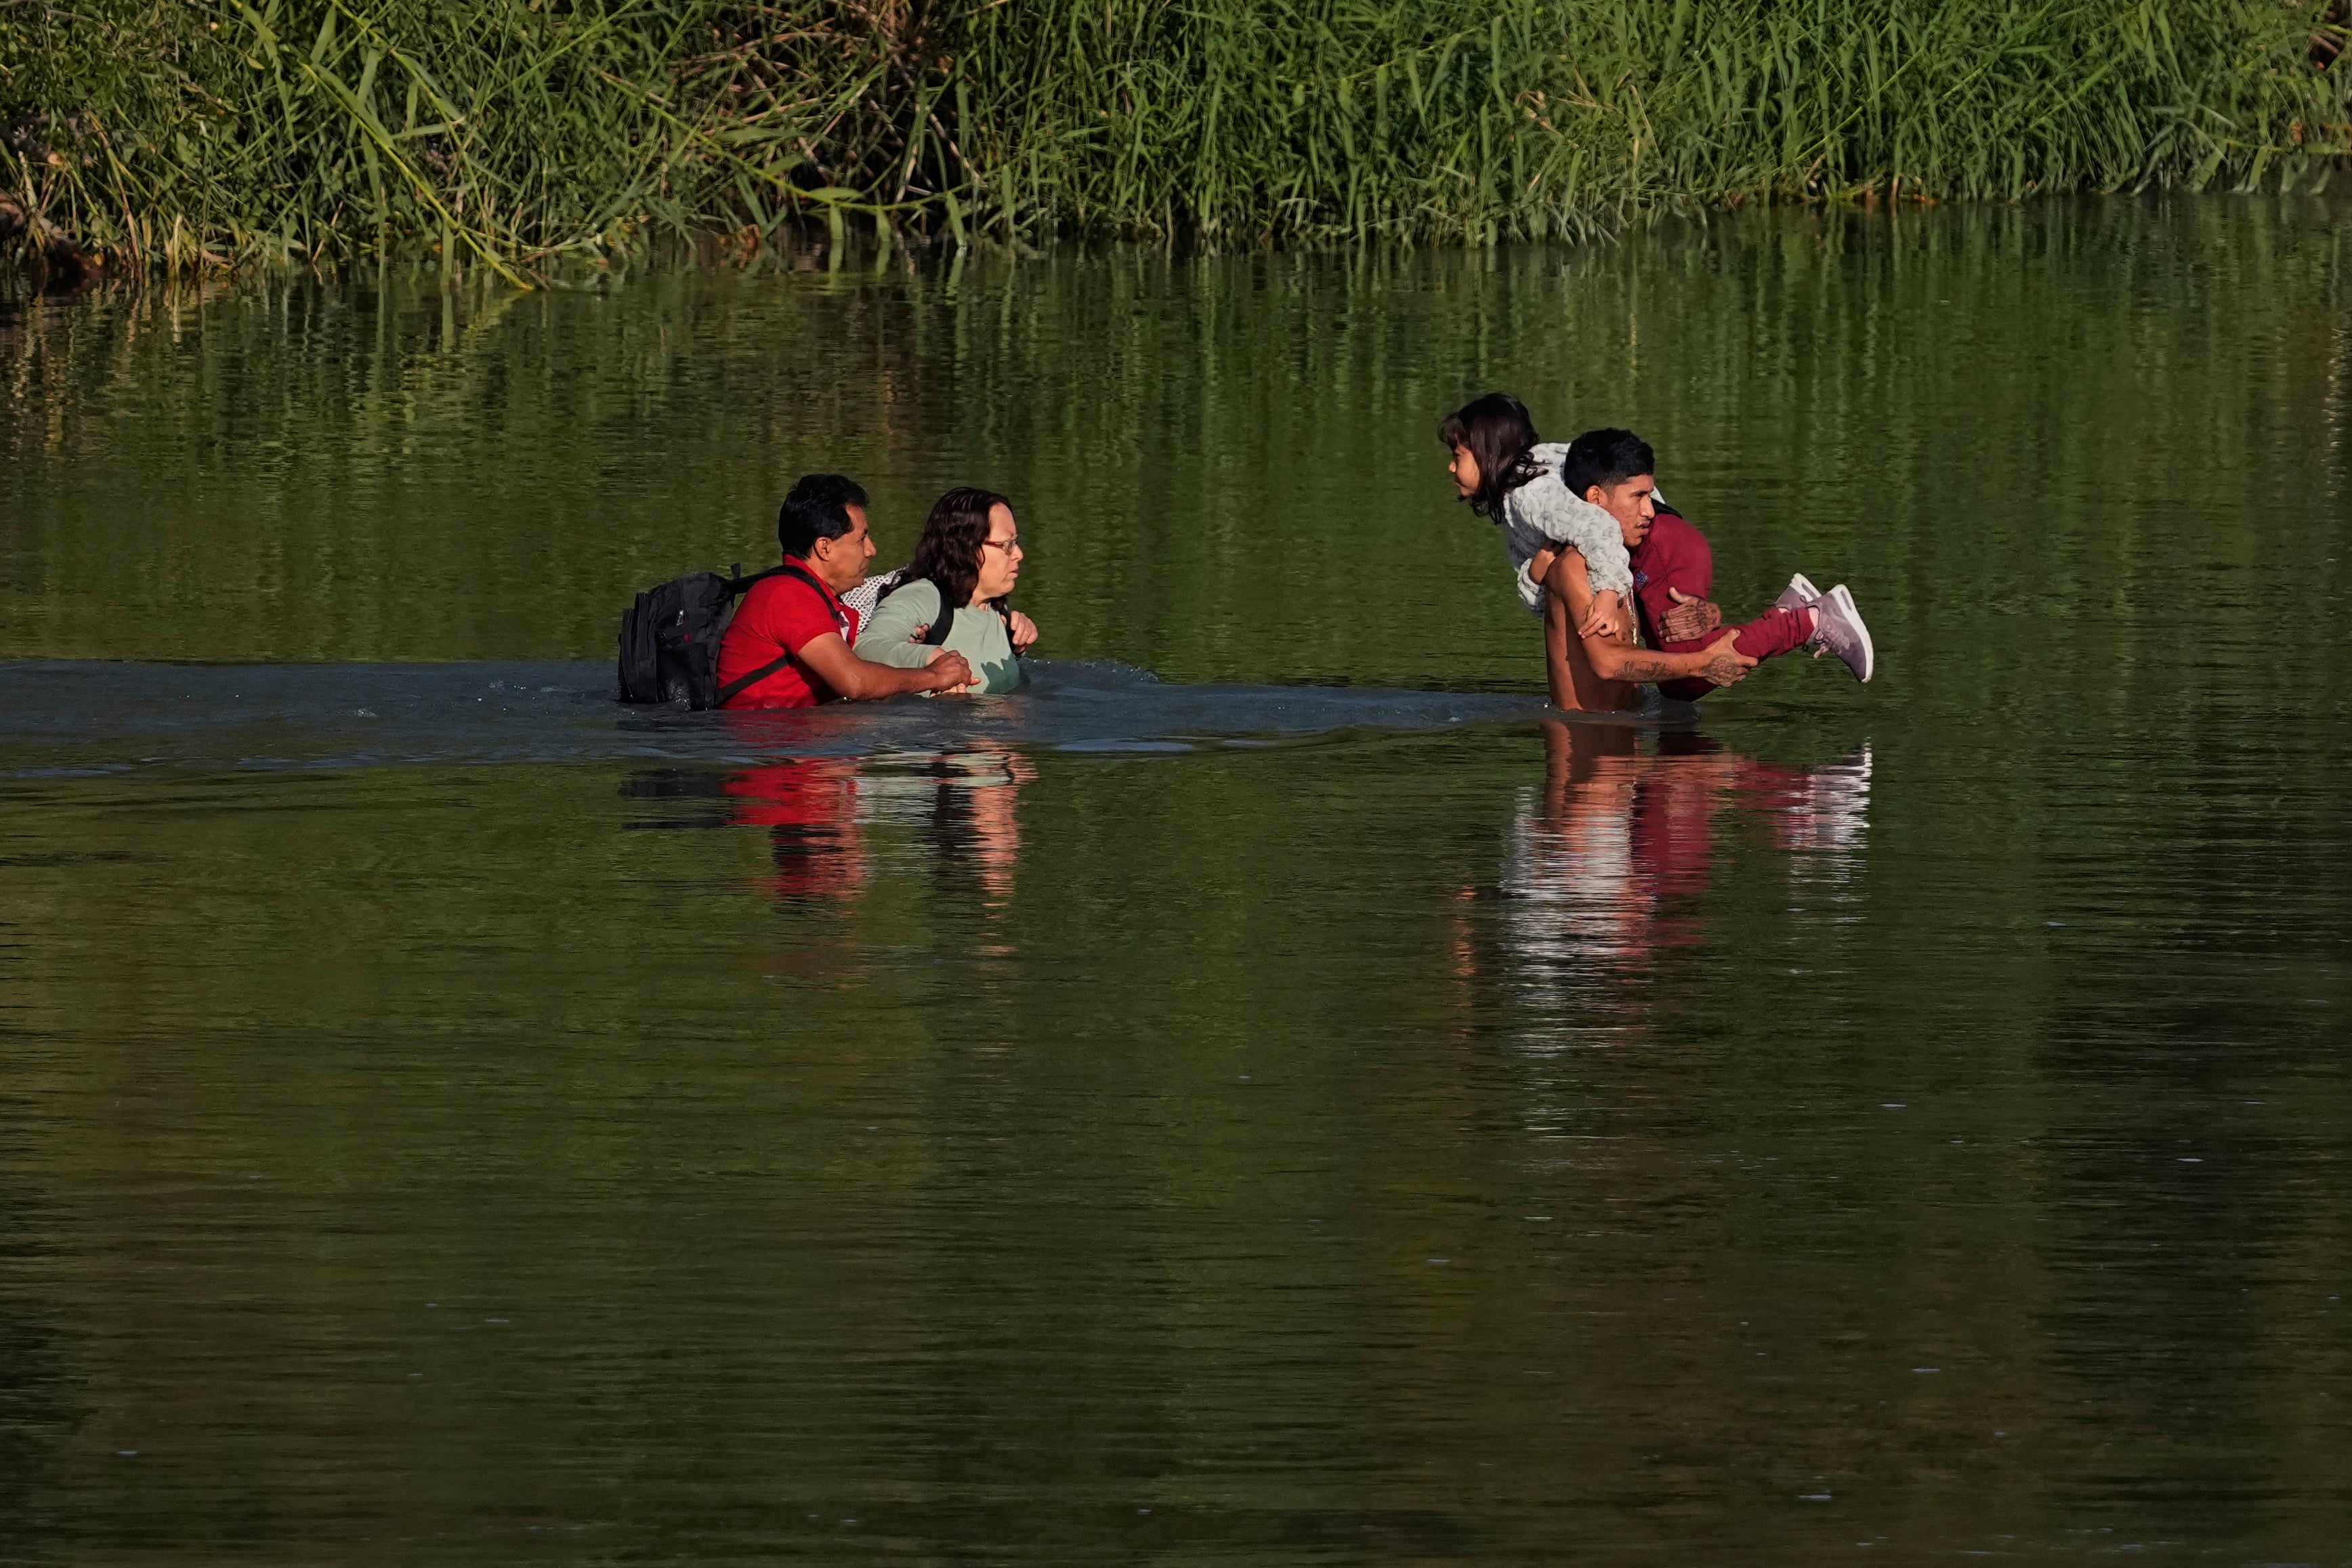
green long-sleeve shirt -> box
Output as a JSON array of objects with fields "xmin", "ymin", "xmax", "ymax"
[{"xmin": 852, "ymin": 578, "xmax": 1026, "ymax": 694}]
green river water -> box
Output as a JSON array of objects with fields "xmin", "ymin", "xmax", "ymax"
[{"xmin": 2, "ymin": 196, "xmax": 2349, "ymax": 1563}]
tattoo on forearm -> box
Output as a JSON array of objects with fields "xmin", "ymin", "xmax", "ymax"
[{"xmin": 1611, "ymin": 652, "xmax": 1741, "ymax": 685}]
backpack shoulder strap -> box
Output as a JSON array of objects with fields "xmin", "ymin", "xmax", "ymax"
[
  {"xmin": 725, "ymin": 563, "xmax": 788, "ymax": 595},
  {"xmin": 914, "ymin": 581, "xmax": 1013, "ymax": 645},
  {"xmin": 711, "ymin": 564, "xmax": 849, "ymax": 707},
  {"xmin": 921, "ymin": 579, "xmax": 956, "ymax": 646},
  {"xmin": 749, "ymin": 561, "xmax": 829, "ymax": 597},
  {"xmin": 715, "ymin": 652, "xmax": 794, "ymax": 708}
]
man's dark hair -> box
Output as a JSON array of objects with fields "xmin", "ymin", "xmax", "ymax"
[
  {"xmin": 778, "ymin": 473, "xmax": 869, "ymax": 557},
  {"xmin": 1438, "ymin": 392, "xmax": 1547, "ymax": 518},
  {"xmin": 1557, "ymin": 429, "xmax": 1655, "ymax": 504}
]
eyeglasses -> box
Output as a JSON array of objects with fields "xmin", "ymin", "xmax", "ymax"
[{"xmin": 983, "ymin": 535, "xmax": 1022, "ymax": 553}]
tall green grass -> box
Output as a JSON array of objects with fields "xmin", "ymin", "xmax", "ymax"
[
  {"xmin": 963, "ymin": 0, "xmax": 2352, "ymax": 245},
  {"xmin": 4, "ymin": 0, "xmax": 2347, "ymax": 278},
  {"xmin": 0, "ymin": 0, "xmax": 906, "ymax": 278}
]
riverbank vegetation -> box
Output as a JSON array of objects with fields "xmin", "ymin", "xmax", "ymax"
[{"xmin": 4, "ymin": 0, "xmax": 2348, "ymax": 282}]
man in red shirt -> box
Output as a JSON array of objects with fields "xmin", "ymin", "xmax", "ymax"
[{"xmin": 717, "ymin": 474, "xmax": 971, "ymax": 709}]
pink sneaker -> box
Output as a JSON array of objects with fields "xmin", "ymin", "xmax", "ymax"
[
  {"xmin": 1809, "ymin": 584, "xmax": 1874, "ymax": 683},
  {"xmin": 1771, "ymin": 572, "xmax": 1822, "ymax": 614}
]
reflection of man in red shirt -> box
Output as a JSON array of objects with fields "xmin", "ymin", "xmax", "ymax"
[
  {"xmin": 717, "ymin": 473, "xmax": 971, "ymax": 710},
  {"xmin": 724, "ymin": 761, "xmax": 867, "ymax": 903}
]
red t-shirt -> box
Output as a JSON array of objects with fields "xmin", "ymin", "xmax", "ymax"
[{"xmin": 715, "ymin": 565, "xmax": 862, "ymax": 710}]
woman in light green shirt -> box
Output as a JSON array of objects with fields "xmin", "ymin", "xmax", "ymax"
[{"xmin": 853, "ymin": 486, "xmax": 1038, "ymax": 694}]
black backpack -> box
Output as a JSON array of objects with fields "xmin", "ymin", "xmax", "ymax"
[{"xmin": 616, "ymin": 562, "xmax": 831, "ymax": 708}]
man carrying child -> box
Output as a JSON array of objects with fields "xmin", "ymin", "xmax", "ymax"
[{"xmin": 1442, "ymin": 397, "xmax": 1872, "ymax": 713}]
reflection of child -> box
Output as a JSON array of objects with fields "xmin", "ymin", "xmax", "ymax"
[{"xmin": 1440, "ymin": 393, "xmax": 1636, "ymax": 643}]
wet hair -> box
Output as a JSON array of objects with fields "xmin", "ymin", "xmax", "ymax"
[
  {"xmin": 778, "ymin": 473, "xmax": 869, "ymax": 557},
  {"xmin": 1558, "ymin": 428, "xmax": 1656, "ymax": 503},
  {"xmin": 1438, "ymin": 392, "xmax": 1548, "ymax": 518},
  {"xmin": 905, "ymin": 486, "xmax": 1013, "ymax": 612}
]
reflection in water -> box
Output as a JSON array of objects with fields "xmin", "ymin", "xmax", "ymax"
[
  {"xmin": 1494, "ymin": 719, "xmax": 1871, "ymax": 1028},
  {"xmin": 7, "ymin": 197, "xmax": 2351, "ymax": 1561},
  {"xmin": 857, "ymin": 749, "xmax": 1035, "ymax": 910},
  {"xmin": 623, "ymin": 748, "xmax": 1032, "ymax": 911},
  {"xmin": 726, "ymin": 761, "xmax": 870, "ymax": 905}
]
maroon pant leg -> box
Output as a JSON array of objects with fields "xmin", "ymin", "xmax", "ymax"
[{"xmin": 1652, "ymin": 606, "xmax": 1813, "ymax": 702}]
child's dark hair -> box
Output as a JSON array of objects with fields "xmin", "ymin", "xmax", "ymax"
[
  {"xmin": 1557, "ymin": 429, "xmax": 1656, "ymax": 503},
  {"xmin": 1438, "ymin": 392, "xmax": 1547, "ymax": 517}
]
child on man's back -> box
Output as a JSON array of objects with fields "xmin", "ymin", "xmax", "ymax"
[
  {"xmin": 1440, "ymin": 392, "xmax": 1637, "ymax": 644},
  {"xmin": 1532, "ymin": 427, "xmax": 1875, "ymax": 692}
]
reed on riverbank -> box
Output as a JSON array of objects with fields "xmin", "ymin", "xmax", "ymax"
[{"xmin": 5, "ymin": 0, "xmax": 2348, "ymax": 281}]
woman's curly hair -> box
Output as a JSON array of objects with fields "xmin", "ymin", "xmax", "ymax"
[{"xmin": 906, "ymin": 486, "xmax": 1012, "ymax": 611}]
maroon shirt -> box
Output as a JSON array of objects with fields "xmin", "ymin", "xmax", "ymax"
[
  {"xmin": 1629, "ymin": 507, "xmax": 1714, "ymax": 650},
  {"xmin": 1629, "ymin": 507, "xmax": 1812, "ymax": 704}
]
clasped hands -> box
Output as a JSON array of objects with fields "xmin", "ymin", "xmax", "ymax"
[
  {"xmin": 1528, "ymin": 546, "xmax": 1723, "ymax": 643},
  {"xmin": 906, "ymin": 612, "xmax": 1036, "ymax": 695},
  {"xmin": 1528, "ymin": 549, "xmax": 1746, "ymax": 688}
]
